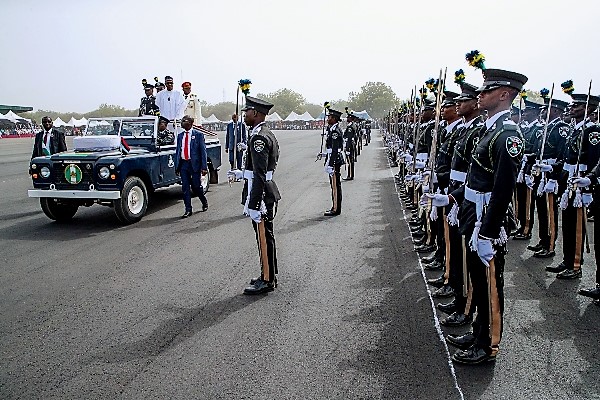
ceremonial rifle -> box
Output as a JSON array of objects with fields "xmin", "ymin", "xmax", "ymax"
[
  {"xmin": 536, "ymin": 83, "xmax": 555, "ymax": 169},
  {"xmin": 426, "ymin": 67, "xmax": 447, "ymax": 194},
  {"xmin": 316, "ymin": 102, "xmax": 330, "ymax": 162},
  {"xmin": 574, "ymin": 80, "xmax": 593, "ymax": 178}
]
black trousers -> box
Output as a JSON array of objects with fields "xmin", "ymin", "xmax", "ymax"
[
  {"xmin": 252, "ymin": 202, "xmax": 278, "ymax": 282},
  {"xmin": 180, "ymin": 159, "xmax": 208, "ymax": 212},
  {"xmin": 535, "ymin": 191, "xmax": 559, "ymax": 250},
  {"xmin": 561, "ymin": 197, "xmax": 586, "ymax": 270},
  {"xmin": 346, "ymin": 152, "xmax": 355, "ymax": 179},
  {"xmin": 516, "ymin": 181, "xmax": 536, "ymax": 234},
  {"xmin": 466, "ymin": 238, "xmax": 505, "ymax": 351},
  {"xmin": 594, "ymin": 185, "xmax": 600, "ymax": 284},
  {"xmin": 448, "ymin": 228, "xmax": 468, "ymax": 313},
  {"xmin": 329, "ymin": 165, "xmax": 342, "ymax": 213}
]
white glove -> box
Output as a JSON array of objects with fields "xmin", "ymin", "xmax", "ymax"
[
  {"xmin": 543, "ymin": 179, "xmax": 557, "ymax": 193},
  {"xmin": 325, "ymin": 166, "xmax": 334, "ymax": 176},
  {"xmin": 422, "ymin": 170, "xmax": 432, "ymax": 178},
  {"xmin": 524, "ymin": 174, "xmax": 534, "ymax": 189},
  {"xmin": 414, "ymin": 161, "xmax": 426, "ymax": 169},
  {"xmin": 247, "ymin": 209, "xmax": 262, "ymax": 223},
  {"xmin": 236, "ymin": 142, "xmax": 248, "ymax": 151},
  {"xmin": 345, "ymin": 151, "xmax": 350, "ymax": 156},
  {"xmin": 571, "ymin": 177, "xmax": 592, "ymax": 188},
  {"xmin": 537, "ymin": 164, "xmax": 553, "ymax": 172},
  {"xmin": 421, "ymin": 193, "xmax": 450, "ymax": 207},
  {"xmin": 476, "ymin": 238, "xmax": 496, "ymax": 267},
  {"xmin": 421, "ymin": 184, "xmax": 430, "ymax": 193},
  {"xmin": 227, "ymin": 169, "xmax": 243, "ymax": 180},
  {"xmin": 320, "ymin": 152, "xmax": 328, "ymax": 157}
]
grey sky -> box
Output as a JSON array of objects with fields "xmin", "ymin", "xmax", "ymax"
[{"xmin": 2, "ymin": 0, "xmax": 598, "ymax": 113}]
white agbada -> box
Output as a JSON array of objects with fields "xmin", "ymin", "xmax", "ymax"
[{"xmin": 155, "ymin": 89, "xmax": 186, "ymax": 121}]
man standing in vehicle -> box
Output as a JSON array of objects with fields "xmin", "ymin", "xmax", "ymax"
[{"xmin": 31, "ymin": 116, "xmax": 67, "ymax": 158}]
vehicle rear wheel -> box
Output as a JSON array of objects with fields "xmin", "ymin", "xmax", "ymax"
[
  {"xmin": 201, "ymin": 168, "xmax": 210, "ymax": 194},
  {"xmin": 209, "ymin": 162, "xmax": 219, "ymax": 184},
  {"xmin": 114, "ymin": 176, "xmax": 148, "ymax": 224},
  {"xmin": 40, "ymin": 198, "xmax": 78, "ymax": 222}
]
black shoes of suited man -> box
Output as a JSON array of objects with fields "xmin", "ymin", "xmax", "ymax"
[
  {"xmin": 244, "ymin": 278, "xmax": 275, "ymax": 295},
  {"xmin": 181, "ymin": 204, "xmax": 208, "ymax": 218},
  {"xmin": 342, "ymin": 177, "xmax": 354, "ymax": 181},
  {"xmin": 513, "ymin": 232, "xmax": 531, "ymax": 240},
  {"xmin": 527, "ymin": 242, "xmax": 556, "ymax": 258}
]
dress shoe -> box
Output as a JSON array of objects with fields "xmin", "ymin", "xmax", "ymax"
[
  {"xmin": 324, "ymin": 210, "xmax": 340, "ymax": 217},
  {"xmin": 202, "ymin": 204, "xmax": 209, "ymax": 212},
  {"xmin": 452, "ymin": 346, "xmax": 495, "ymax": 365},
  {"xmin": 446, "ymin": 332, "xmax": 476, "ymax": 350},
  {"xmin": 427, "ymin": 275, "xmax": 445, "ymax": 288},
  {"xmin": 588, "ymin": 215, "xmax": 595, "ymax": 222},
  {"xmin": 578, "ymin": 285, "xmax": 600, "ymax": 299},
  {"xmin": 533, "ymin": 249, "xmax": 555, "ymax": 258},
  {"xmin": 423, "ymin": 260, "xmax": 444, "ymax": 271},
  {"xmin": 527, "ymin": 242, "xmax": 544, "ymax": 252},
  {"xmin": 432, "ymin": 284, "xmax": 454, "ymax": 298},
  {"xmin": 243, "ymin": 279, "xmax": 275, "ymax": 295},
  {"xmin": 556, "ymin": 269, "xmax": 582, "ymax": 280},
  {"xmin": 441, "ymin": 312, "xmax": 472, "ymax": 327},
  {"xmin": 181, "ymin": 211, "xmax": 193, "ymax": 218},
  {"xmin": 546, "ymin": 262, "xmax": 567, "ymax": 273},
  {"xmin": 421, "ymin": 254, "xmax": 437, "ymax": 264},
  {"xmin": 412, "ymin": 232, "xmax": 426, "ymax": 241},
  {"xmin": 510, "ymin": 229, "xmax": 523, "ymax": 237},
  {"xmin": 415, "ymin": 244, "xmax": 435, "ymax": 253},
  {"xmin": 406, "ymin": 204, "xmax": 417, "ymax": 211},
  {"xmin": 437, "ymin": 300, "xmax": 457, "ymax": 314},
  {"xmin": 513, "ymin": 233, "xmax": 532, "ymax": 240},
  {"xmin": 342, "ymin": 177, "xmax": 353, "ymax": 181},
  {"xmin": 250, "ymin": 276, "xmax": 278, "ymax": 288},
  {"xmin": 413, "ymin": 237, "xmax": 427, "ymax": 246}
]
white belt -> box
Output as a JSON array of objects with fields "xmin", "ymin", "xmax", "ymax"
[
  {"xmin": 563, "ymin": 163, "xmax": 587, "ymax": 176},
  {"xmin": 416, "ymin": 152, "xmax": 428, "ymax": 161},
  {"xmin": 542, "ymin": 158, "xmax": 556, "ymax": 164},
  {"xmin": 450, "ymin": 169, "xmax": 467, "ymax": 183},
  {"xmin": 465, "ymin": 185, "xmax": 491, "ymax": 225},
  {"xmin": 326, "ymin": 149, "xmax": 332, "ymax": 154},
  {"xmin": 243, "ymin": 170, "xmax": 274, "ymax": 181}
]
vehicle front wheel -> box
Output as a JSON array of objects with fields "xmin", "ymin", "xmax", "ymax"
[
  {"xmin": 114, "ymin": 176, "xmax": 148, "ymax": 224},
  {"xmin": 40, "ymin": 198, "xmax": 79, "ymax": 222}
]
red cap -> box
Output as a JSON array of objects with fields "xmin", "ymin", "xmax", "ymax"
[{"xmin": 181, "ymin": 82, "xmax": 192, "ymax": 88}]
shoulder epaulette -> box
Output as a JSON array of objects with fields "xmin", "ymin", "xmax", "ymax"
[{"xmin": 503, "ymin": 120, "xmax": 517, "ymax": 130}]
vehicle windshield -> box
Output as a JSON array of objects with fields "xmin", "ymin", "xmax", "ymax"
[{"xmin": 86, "ymin": 118, "xmax": 156, "ymax": 138}]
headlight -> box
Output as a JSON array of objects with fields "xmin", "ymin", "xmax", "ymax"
[
  {"xmin": 40, "ymin": 166, "xmax": 51, "ymax": 178},
  {"xmin": 99, "ymin": 166, "xmax": 110, "ymax": 179},
  {"xmin": 31, "ymin": 164, "xmax": 37, "ymax": 170}
]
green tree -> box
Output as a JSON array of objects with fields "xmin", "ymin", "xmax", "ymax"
[
  {"xmin": 347, "ymin": 82, "xmax": 398, "ymax": 118},
  {"xmin": 257, "ymin": 88, "xmax": 306, "ymax": 119},
  {"xmin": 203, "ymin": 101, "xmax": 237, "ymax": 122}
]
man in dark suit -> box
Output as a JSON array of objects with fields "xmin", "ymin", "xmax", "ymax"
[
  {"xmin": 225, "ymin": 113, "xmax": 246, "ymax": 170},
  {"xmin": 174, "ymin": 115, "xmax": 209, "ymax": 218},
  {"xmin": 31, "ymin": 116, "xmax": 67, "ymax": 159}
]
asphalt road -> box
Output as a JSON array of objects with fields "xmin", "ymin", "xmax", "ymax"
[{"xmin": 0, "ymin": 131, "xmax": 599, "ymax": 399}]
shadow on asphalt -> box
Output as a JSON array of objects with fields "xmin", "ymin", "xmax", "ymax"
[{"xmin": 87, "ymin": 294, "xmax": 264, "ymax": 364}]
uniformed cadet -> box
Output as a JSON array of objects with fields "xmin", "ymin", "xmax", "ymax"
[
  {"xmin": 577, "ymin": 150, "xmax": 600, "ymax": 299},
  {"xmin": 546, "ymin": 93, "xmax": 600, "ymax": 279},
  {"xmin": 156, "ymin": 116, "xmax": 175, "ymax": 146},
  {"xmin": 343, "ymin": 110, "xmax": 357, "ymax": 180},
  {"xmin": 431, "ymin": 82, "xmax": 485, "ymax": 326},
  {"xmin": 154, "ymin": 77, "xmax": 165, "ymax": 93},
  {"xmin": 139, "ymin": 79, "xmax": 160, "ymax": 117},
  {"xmin": 235, "ymin": 96, "xmax": 282, "ymax": 295},
  {"xmin": 324, "ymin": 108, "xmax": 345, "ymax": 216},
  {"xmin": 527, "ymin": 97, "xmax": 571, "ymax": 258},
  {"xmin": 425, "ymin": 68, "xmax": 528, "ymax": 364},
  {"xmin": 365, "ymin": 120, "xmax": 372, "ymax": 145},
  {"xmin": 513, "ymin": 98, "xmax": 544, "ymax": 240}
]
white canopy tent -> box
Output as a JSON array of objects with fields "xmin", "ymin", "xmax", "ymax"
[
  {"xmin": 284, "ymin": 111, "xmax": 300, "ymax": 121},
  {"xmin": 204, "ymin": 114, "xmax": 221, "ymax": 123},
  {"xmin": 6, "ymin": 110, "xmax": 30, "ymax": 123},
  {"xmin": 53, "ymin": 117, "xmax": 67, "ymax": 127},
  {"xmin": 76, "ymin": 117, "xmax": 88, "ymax": 127},
  {"xmin": 297, "ymin": 111, "xmax": 314, "ymax": 121},
  {"xmin": 68, "ymin": 117, "xmax": 78, "ymax": 127},
  {"xmin": 265, "ymin": 112, "xmax": 282, "ymax": 122}
]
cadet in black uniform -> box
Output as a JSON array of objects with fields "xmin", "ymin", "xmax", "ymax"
[
  {"xmin": 139, "ymin": 79, "xmax": 160, "ymax": 117},
  {"xmin": 527, "ymin": 98, "xmax": 570, "ymax": 258},
  {"xmin": 546, "ymin": 94, "xmax": 600, "ymax": 279},
  {"xmin": 240, "ymin": 96, "xmax": 282, "ymax": 294},
  {"xmin": 343, "ymin": 111, "xmax": 357, "ymax": 180},
  {"xmin": 156, "ymin": 116, "xmax": 175, "ymax": 146},
  {"xmin": 426, "ymin": 69, "xmax": 528, "ymax": 364},
  {"xmin": 324, "ymin": 108, "xmax": 345, "ymax": 216}
]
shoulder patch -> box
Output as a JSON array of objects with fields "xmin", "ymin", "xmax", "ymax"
[
  {"xmin": 253, "ymin": 138, "xmax": 265, "ymax": 152},
  {"xmin": 506, "ymin": 136, "xmax": 524, "ymax": 157},
  {"xmin": 559, "ymin": 126, "xmax": 570, "ymax": 138},
  {"xmin": 332, "ymin": 130, "xmax": 339, "ymax": 139},
  {"xmin": 589, "ymin": 131, "xmax": 600, "ymax": 146}
]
